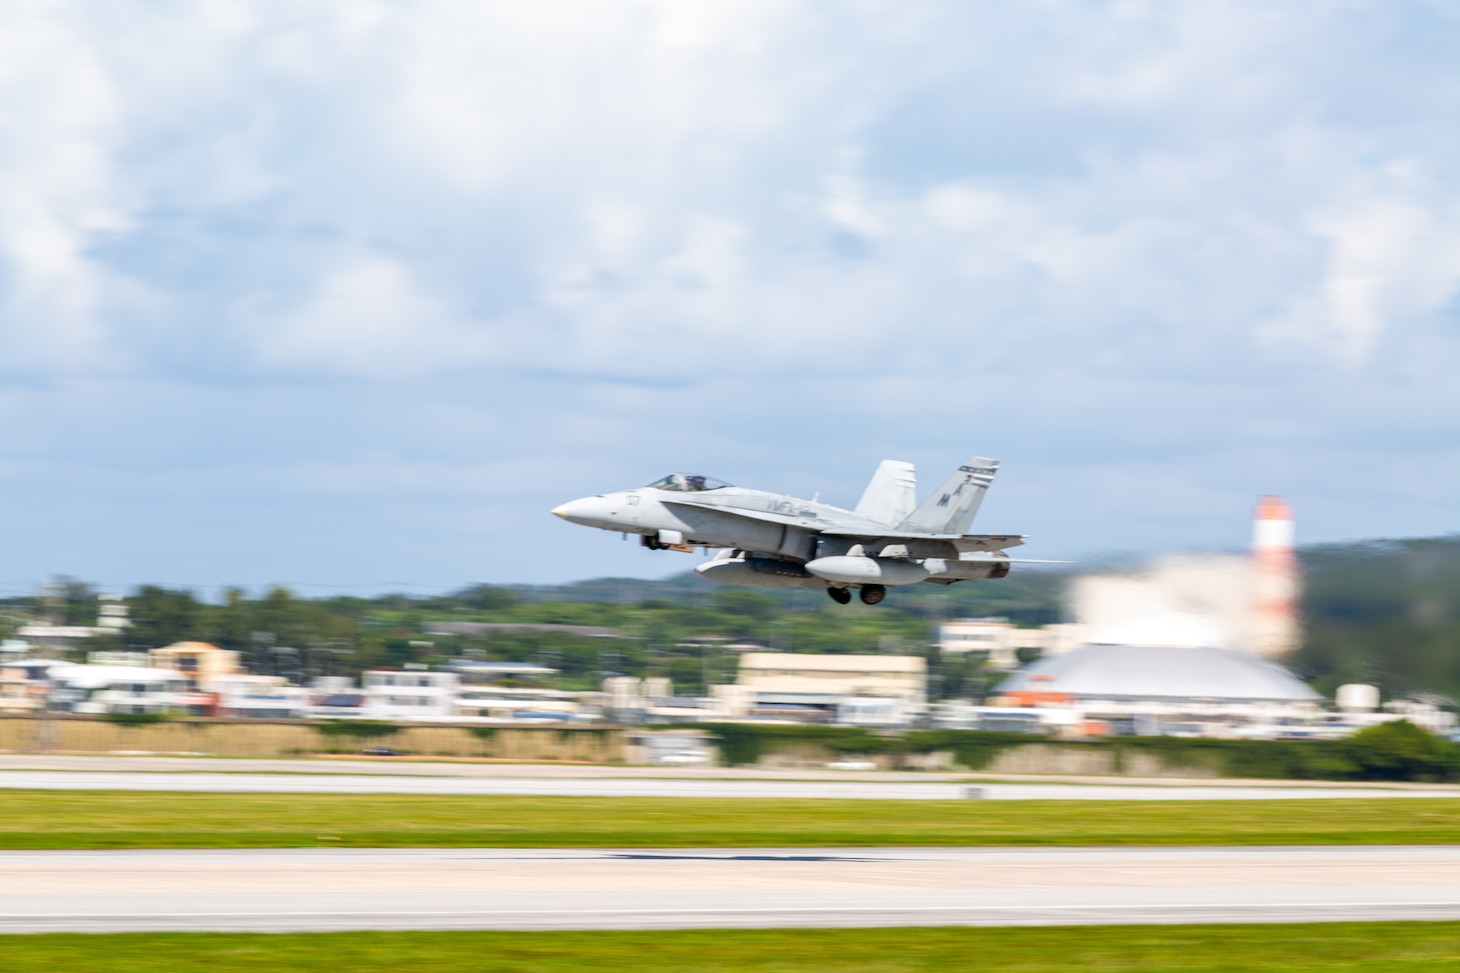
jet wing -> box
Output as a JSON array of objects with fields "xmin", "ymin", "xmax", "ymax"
[
  {"xmin": 658, "ymin": 496, "xmax": 829, "ymax": 529},
  {"xmin": 820, "ymin": 527, "xmax": 1026, "ymax": 554},
  {"xmin": 660, "ymin": 497, "xmax": 1026, "ymax": 556}
]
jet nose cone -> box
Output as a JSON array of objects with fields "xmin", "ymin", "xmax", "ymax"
[{"xmin": 551, "ymin": 496, "xmax": 611, "ymax": 527}]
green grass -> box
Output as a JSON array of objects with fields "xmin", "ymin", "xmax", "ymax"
[
  {"xmin": 5, "ymin": 925, "xmax": 1460, "ymax": 972},
  {"xmin": 5, "ymin": 791, "xmax": 1460, "ymax": 848}
]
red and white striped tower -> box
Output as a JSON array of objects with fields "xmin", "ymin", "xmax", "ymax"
[{"xmin": 1251, "ymin": 495, "xmax": 1300, "ymax": 659}]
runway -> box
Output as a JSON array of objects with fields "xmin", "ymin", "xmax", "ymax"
[
  {"xmin": 1, "ymin": 768, "xmax": 1458, "ymax": 800},
  {"xmin": 3, "ymin": 846, "xmax": 1460, "ymax": 932}
]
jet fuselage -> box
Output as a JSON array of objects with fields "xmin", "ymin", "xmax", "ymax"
[{"xmin": 552, "ymin": 461, "xmax": 1030, "ymax": 606}]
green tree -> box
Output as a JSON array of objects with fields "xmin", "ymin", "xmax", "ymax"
[
  {"xmin": 1343, "ymin": 720, "xmax": 1459, "ymax": 782},
  {"xmin": 453, "ymin": 584, "xmax": 519, "ymax": 612},
  {"xmin": 714, "ymin": 589, "xmax": 779, "ymax": 626},
  {"xmin": 126, "ymin": 586, "xmax": 201, "ymax": 648},
  {"xmin": 209, "ymin": 587, "xmax": 255, "ymax": 655},
  {"xmin": 57, "ymin": 576, "xmax": 97, "ymax": 626}
]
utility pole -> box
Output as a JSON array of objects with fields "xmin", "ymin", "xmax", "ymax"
[
  {"xmin": 250, "ymin": 631, "xmax": 274, "ymax": 675},
  {"xmin": 33, "ymin": 669, "xmax": 57, "ymax": 752},
  {"xmin": 42, "ymin": 580, "xmax": 62, "ymax": 627}
]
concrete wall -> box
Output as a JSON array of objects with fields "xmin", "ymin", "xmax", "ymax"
[
  {"xmin": 759, "ymin": 742, "xmax": 1218, "ymax": 778},
  {"xmin": 0, "ymin": 716, "xmax": 625, "ymax": 762},
  {"xmin": 0, "ymin": 717, "xmax": 1221, "ymax": 776},
  {"xmin": 982, "ymin": 744, "xmax": 1219, "ymax": 778}
]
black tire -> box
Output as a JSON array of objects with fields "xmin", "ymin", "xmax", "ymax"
[
  {"xmin": 859, "ymin": 584, "xmax": 886, "ymax": 605},
  {"xmin": 827, "ymin": 587, "xmax": 852, "ymax": 605}
]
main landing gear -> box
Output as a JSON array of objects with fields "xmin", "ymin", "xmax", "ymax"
[{"xmin": 827, "ymin": 585, "xmax": 887, "ymax": 605}]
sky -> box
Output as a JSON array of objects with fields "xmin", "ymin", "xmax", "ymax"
[{"xmin": 2, "ymin": 0, "xmax": 1459, "ymax": 595}]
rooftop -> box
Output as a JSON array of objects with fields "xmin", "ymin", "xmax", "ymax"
[
  {"xmin": 425, "ymin": 622, "xmax": 620, "ymax": 638},
  {"xmin": 997, "ymin": 643, "xmax": 1320, "ymax": 703},
  {"xmin": 739, "ymin": 652, "xmax": 926, "ymax": 673}
]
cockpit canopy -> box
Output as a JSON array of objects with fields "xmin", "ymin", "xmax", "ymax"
[{"xmin": 645, "ymin": 473, "xmax": 732, "ymax": 492}]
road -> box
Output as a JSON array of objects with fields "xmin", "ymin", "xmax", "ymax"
[
  {"xmin": 0, "ymin": 767, "xmax": 1458, "ymax": 799},
  {"xmin": 3, "ymin": 846, "xmax": 1459, "ymax": 932},
  {"xmin": 6, "ymin": 754, "xmax": 1460, "ymax": 789}
]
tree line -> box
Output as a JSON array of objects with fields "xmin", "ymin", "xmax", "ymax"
[{"xmin": 1, "ymin": 533, "xmax": 1455, "ymax": 702}]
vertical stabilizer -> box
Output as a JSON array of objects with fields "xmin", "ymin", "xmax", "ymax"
[
  {"xmin": 897, "ymin": 457, "xmax": 999, "ymax": 534},
  {"xmin": 854, "ymin": 460, "xmax": 917, "ymax": 526}
]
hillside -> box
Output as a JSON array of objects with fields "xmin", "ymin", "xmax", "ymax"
[
  {"xmin": 1293, "ymin": 536, "xmax": 1460, "ymax": 700},
  {"xmin": 3, "ymin": 535, "xmax": 1456, "ymax": 702}
]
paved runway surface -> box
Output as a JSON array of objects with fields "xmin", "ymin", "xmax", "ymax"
[
  {"xmin": 3, "ymin": 846, "xmax": 1459, "ymax": 932},
  {"xmin": 1, "ymin": 768, "xmax": 1458, "ymax": 800}
]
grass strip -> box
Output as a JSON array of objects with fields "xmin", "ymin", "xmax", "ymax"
[
  {"xmin": 4, "ymin": 791, "xmax": 1460, "ymax": 847},
  {"xmin": 5, "ymin": 924, "xmax": 1460, "ymax": 972}
]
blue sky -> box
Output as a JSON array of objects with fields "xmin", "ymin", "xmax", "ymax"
[{"xmin": 1, "ymin": 1, "xmax": 1458, "ymax": 594}]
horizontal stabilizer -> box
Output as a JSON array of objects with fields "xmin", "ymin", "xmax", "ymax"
[
  {"xmin": 950, "ymin": 534, "xmax": 1026, "ymax": 553},
  {"xmin": 820, "ymin": 529, "xmax": 1023, "ymax": 547}
]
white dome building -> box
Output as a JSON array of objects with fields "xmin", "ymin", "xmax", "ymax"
[{"xmin": 993, "ymin": 642, "xmax": 1321, "ymax": 737}]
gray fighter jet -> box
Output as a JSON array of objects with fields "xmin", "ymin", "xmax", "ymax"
[{"xmin": 551, "ymin": 456, "xmax": 1033, "ymax": 605}]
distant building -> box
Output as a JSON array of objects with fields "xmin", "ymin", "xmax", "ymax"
[
  {"xmin": 308, "ymin": 691, "xmax": 369, "ymax": 719},
  {"xmin": 676, "ymin": 635, "xmax": 768, "ymax": 654},
  {"xmin": 96, "ymin": 594, "xmax": 131, "ymax": 633},
  {"xmin": 211, "ymin": 674, "xmax": 308, "ymax": 719},
  {"xmin": 16, "ymin": 593, "xmax": 131, "ymax": 655},
  {"xmin": 992, "ymin": 642, "xmax": 1322, "ymax": 736},
  {"xmin": 360, "ymin": 669, "xmax": 459, "ymax": 720},
  {"xmin": 447, "ymin": 660, "xmax": 560, "ymax": 682},
  {"xmin": 732, "ymin": 652, "xmax": 927, "ymax": 724},
  {"xmin": 424, "ymin": 622, "xmax": 620, "ymax": 639},
  {"xmin": 937, "ymin": 619, "xmax": 1086, "ymax": 666},
  {"xmin": 87, "ymin": 651, "xmax": 150, "ymax": 668},
  {"xmin": 454, "ymin": 685, "xmax": 588, "ymax": 722},
  {"xmin": 48, "ymin": 664, "xmax": 193, "ymax": 715},
  {"xmin": 15, "ymin": 625, "xmax": 107, "ymax": 655},
  {"xmin": 0, "ymin": 664, "xmax": 47, "ymax": 713},
  {"xmin": 150, "ymin": 642, "xmax": 240, "ymax": 689}
]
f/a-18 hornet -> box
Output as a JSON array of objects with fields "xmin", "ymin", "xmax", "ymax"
[{"xmin": 552, "ymin": 456, "xmax": 1041, "ymax": 605}]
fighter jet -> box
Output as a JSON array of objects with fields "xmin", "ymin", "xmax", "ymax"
[{"xmin": 551, "ymin": 456, "xmax": 1034, "ymax": 605}]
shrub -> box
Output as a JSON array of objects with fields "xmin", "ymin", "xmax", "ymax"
[
  {"xmin": 903, "ymin": 730, "xmax": 1045, "ymax": 771},
  {"xmin": 104, "ymin": 711, "xmax": 167, "ymax": 727},
  {"xmin": 1343, "ymin": 720, "xmax": 1460, "ymax": 782},
  {"xmin": 703, "ymin": 724, "xmax": 939, "ymax": 766},
  {"xmin": 698, "ymin": 722, "xmax": 1460, "ymax": 781},
  {"xmin": 313, "ymin": 720, "xmax": 401, "ymax": 740}
]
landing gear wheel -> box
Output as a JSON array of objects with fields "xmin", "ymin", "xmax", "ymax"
[
  {"xmin": 859, "ymin": 584, "xmax": 886, "ymax": 605},
  {"xmin": 827, "ymin": 587, "xmax": 852, "ymax": 605}
]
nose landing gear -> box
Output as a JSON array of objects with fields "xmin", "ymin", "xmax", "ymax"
[
  {"xmin": 827, "ymin": 587, "xmax": 852, "ymax": 605},
  {"xmin": 859, "ymin": 584, "xmax": 886, "ymax": 605}
]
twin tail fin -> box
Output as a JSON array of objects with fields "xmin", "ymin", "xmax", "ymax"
[{"xmin": 896, "ymin": 456, "xmax": 999, "ymax": 535}]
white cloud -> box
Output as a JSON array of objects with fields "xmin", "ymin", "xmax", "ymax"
[
  {"xmin": 244, "ymin": 253, "xmax": 496, "ymax": 378},
  {"xmin": 11, "ymin": 0, "xmax": 1457, "ymax": 383},
  {"xmin": 1, "ymin": 1, "xmax": 1460, "ymax": 585},
  {"xmin": 1260, "ymin": 182, "xmax": 1460, "ymax": 363},
  {"xmin": 0, "ymin": 5, "xmax": 132, "ymax": 374}
]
